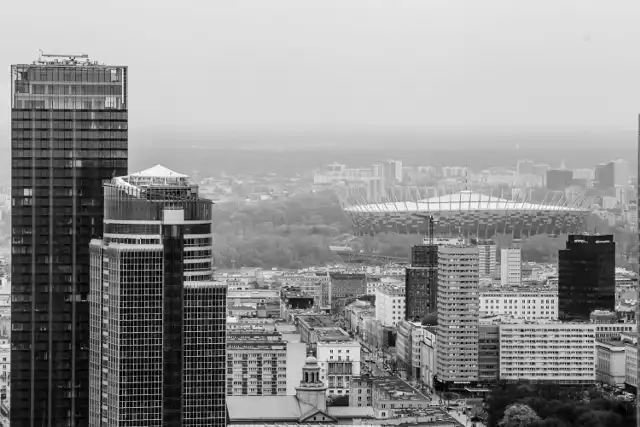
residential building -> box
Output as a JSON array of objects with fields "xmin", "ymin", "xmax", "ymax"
[
  {"xmin": 500, "ymin": 248, "xmax": 521, "ymax": 287},
  {"xmin": 316, "ymin": 339, "xmax": 361, "ymax": 396},
  {"xmin": 329, "ymin": 273, "xmax": 366, "ymax": 312},
  {"xmin": 343, "ymin": 300, "xmax": 373, "ymax": 334},
  {"xmin": 478, "ymin": 325, "xmax": 499, "ymax": 385},
  {"xmin": 479, "ymin": 290, "xmax": 558, "ymax": 320},
  {"xmin": 396, "ymin": 320, "xmax": 425, "ymax": 380},
  {"xmin": 226, "ymin": 328, "xmax": 306, "ymax": 397},
  {"xmin": 499, "ymin": 323, "xmax": 596, "ymax": 384},
  {"xmin": 405, "ymin": 243, "xmax": 438, "ymax": 321},
  {"xmin": 477, "ymin": 239, "xmax": 497, "ymax": 278},
  {"xmin": 375, "ymin": 283, "xmax": 405, "ymax": 327},
  {"xmin": 435, "ymin": 244, "xmax": 480, "ymax": 388},
  {"xmin": 595, "ymin": 340, "xmax": 626, "ymax": 387},
  {"xmin": 88, "ymin": 166, "xmax": 227, "ymax": 426},
  {"xmin": 559, "ymin": 234, "xmax": 615, "ymax": 320},
  {"xmin": 10, "ymin": 54, "xmax": 128, "ymax": 426}
]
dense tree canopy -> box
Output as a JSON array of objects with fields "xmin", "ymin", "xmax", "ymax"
[
  {"xmin": 210, "ymin": 191, "xmax": 637, "ymax": 270},
  {"xmin": 487, "ymin": 383, "xmax": 635, "ymax": 427},
  {"xmin": 499, "ymin": 403, "xmax": 540, "ymax": 427}
]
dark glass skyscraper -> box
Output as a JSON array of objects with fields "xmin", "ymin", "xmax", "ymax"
[
  {"xmin": 405, "ymin": 243, "xmax": 438, "ymax": 321},
  {"xmin": 10, "ymin": 53, "xmax": 128, "ymax": 427},
  {"xmin": 89, "ymin": 166, "xmax": 227, "ymax": 426},
  {"xmin": 558, "ymin": 234, "xmax": 615, "ymax": 321}
]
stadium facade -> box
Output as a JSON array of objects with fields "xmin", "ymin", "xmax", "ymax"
[{"xmin": 338, "ymin": 189, "xmax": 592, "ymax": 238}]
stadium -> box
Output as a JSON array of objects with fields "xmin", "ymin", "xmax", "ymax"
[{"xmin": 336, "ymin": 188, "xmax": 593, "ymax": 239}]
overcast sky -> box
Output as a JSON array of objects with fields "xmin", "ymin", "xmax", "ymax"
[{"xmin": 1, "ymin": 0, "xmax": 640, "ymax": 149}]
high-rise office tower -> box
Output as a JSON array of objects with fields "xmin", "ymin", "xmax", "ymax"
[
  {"xmin": 405, "ymin": 243, "xmax": 438, "ymax": 321},
  {"xmin": 476, "ymin": 239, "xmax": 497, "ymax": 278},
  {"xmin": 558, "ymin": 234, "xmax": 615, "ymax": 321},
  {"xmin": 88, "ymin": 166, "xmax": 227, "ymax": 426},
  {"xmin": 500, "ymin": 247, "xmax": 521, "ymax": 287},
  {"xmin": 435, "ymin": 244, "xmax": 479, "ymax": 388},
  {"xmin": 10, "ymin": 53, "xmax": 128, "ymax": 426}
]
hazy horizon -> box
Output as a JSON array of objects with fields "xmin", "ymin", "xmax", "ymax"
[{"xmin": 1, "ymin": 0, "xmax": 640, "ymax": 155}]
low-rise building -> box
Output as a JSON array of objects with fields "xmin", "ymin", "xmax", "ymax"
[
  {"xmin": 595, "ymin": 340, "xmax": 626, "ymax": 387},
  {"xmin": 348, "ymin": 375, "xmax": 434, "ymax": 420},
  {"xmin": 316, "ymin": 339, "xmax": 361, "ymax": 396},
  {"xmin": 499, "ymin": 323, "xmax": 596, "ymax": 385},
  {"xmin": 296, "ymin": 314, "xmax": 336, "ymax": 344}
]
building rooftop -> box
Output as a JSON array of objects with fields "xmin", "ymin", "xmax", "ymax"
[
  {"xmin": 314, "ymin": 327, "xmax": 352, "ymax": 342},
  {"xmin": 297, "ymin": 315, "xmax": 336, "ymax": 329},
  {"xmin": 226, "ymin": 396, "xmax": 324, "ymax": 422}
]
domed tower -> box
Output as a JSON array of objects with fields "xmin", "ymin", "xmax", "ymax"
[{"xmin": 296, "ymin": 356, "xmax": 328, "ymax": 411}]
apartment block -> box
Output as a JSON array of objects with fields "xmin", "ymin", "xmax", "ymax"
[
  {"xmin": 435, "ymin": 245, "xmax": 479, "ymax": 387},
  {"xmin": 499, "ymin": 323, "xmax": 596, "ymax": 385},
  {"xmin": 500, "ymin": 248, "xmax": 521, "ymax": 287}
]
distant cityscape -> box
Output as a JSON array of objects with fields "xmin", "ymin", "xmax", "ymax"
[{"xmin": 1, "ymin": 52, "xmax": 638, "ymax": 427}]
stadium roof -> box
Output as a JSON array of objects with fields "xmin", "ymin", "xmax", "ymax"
[{"xmin": 344, "ymin": 190, "xmax": 587, "ymax": 213}]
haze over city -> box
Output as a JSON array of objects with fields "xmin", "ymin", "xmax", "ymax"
[
  {"xmin": 1, "ymin": 1, "xmax": 640, "ymax": 426},
  {"xmin": 1, "ymin": 0, "xmax": 640, "ymax": 156}
]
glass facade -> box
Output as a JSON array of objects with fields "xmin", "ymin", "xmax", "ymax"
[
  {"xmin": 558, "ymin": 234, "xmax": 615, "ymax": 321},
  {"xmin": 405, "ymin": 244, "xmax": 438, "ymax": 321},
  {"xmin": 89, "ymin": 169, "xmax": 227, "ymax": 427},
  {"xmin": 11, "ymin": 58, "xmax": 128, "ymax": 427}
]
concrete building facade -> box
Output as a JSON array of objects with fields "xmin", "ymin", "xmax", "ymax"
[
  {"xmin": 479, "ymin": 290, "xmax": 558, "ymax": 320},
  {"xmin": 500, "ymin": 248, "xmax": 521, "ymax": 287},
  {"xmin": 375, "ymin": 283, "xmax": 405, "ymax": 327},
  {"xmin": 499, "ymin": 323, "xmax": 596, "ymax": 385},
  {"xmin": 435, "ymin": 245, "xmax": 479, "ymax": 388}
]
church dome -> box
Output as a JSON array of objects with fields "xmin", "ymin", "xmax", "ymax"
[{"xmin": 305, "ymin": 356, "xmax": 318, "ymax": 365}]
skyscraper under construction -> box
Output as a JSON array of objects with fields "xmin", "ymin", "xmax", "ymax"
[{"xmin": 10, "ymin": 53, "xmax": 128, "ymax": 426}]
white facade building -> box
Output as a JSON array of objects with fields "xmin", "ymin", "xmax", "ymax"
[
  {"xmin": 316, "ymin": 340, "xmax": 361, "ymax": 396},
  {"xmin": 500, "ymin": 248, "xmax": 521, "ymax": 286},
  {"xmin": 479, "ymin": 290, "xmax": 558, "ymax": 320},
  {"xmin": 499, "ymin": 323, "xmax": 596, "ymax": 384},
  {"xmin": 375, "ymin": 284, "xmax": 405, "ymax": 327},
  {"xmin": 477, "ymin": 240, "xmax": 497, "ymax": 278}
]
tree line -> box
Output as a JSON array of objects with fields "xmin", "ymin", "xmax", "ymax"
[
  {"xmin": 487, "ymin": 383, "xmax": 635, "ymax": 427},
  {"xmin": 210, "ymin": 191, "xmax": 637, "ymax": 270}
]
